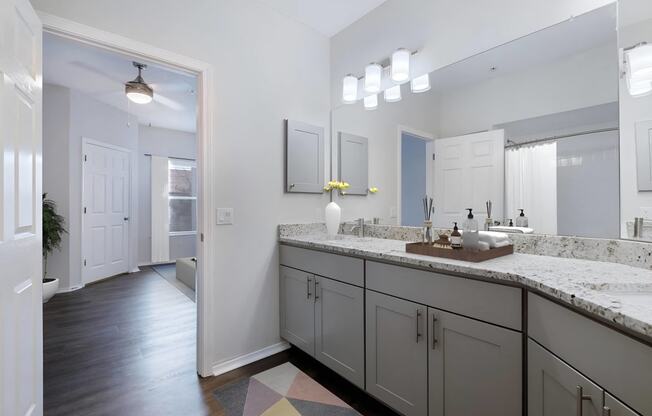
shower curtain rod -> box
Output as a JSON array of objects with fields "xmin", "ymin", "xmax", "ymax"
[
  {"xmin": 143, "ymin": 153, "xmax": 196, "ymax": 162},
  {"xmin": 504, "ymin": 127, "xmax": 619, "ymax": 149}
]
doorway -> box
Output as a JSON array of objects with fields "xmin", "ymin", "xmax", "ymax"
[
  {"xmin": 40, "ymin": 14, "xmax": 214, "ymax": 379},
  {"xmin": 397, "ymin": 126, "xmax": 435, "ymax": 226}
]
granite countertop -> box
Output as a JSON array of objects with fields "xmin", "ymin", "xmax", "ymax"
[{"xmin": 280, "ymin": 233, "xmax": 652, "ymax": 342}]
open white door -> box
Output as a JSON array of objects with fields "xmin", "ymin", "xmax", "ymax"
[
  {"xmin": 0, "ymin": 0, "xmax": 43, "ymax": 415},
  {"xmin": 433, "ymin": 130, "xmax": 504, "ymax": 228},
  {"xmin": 82, "ymin": 140, "xmax": 130, "ymax": 284}
]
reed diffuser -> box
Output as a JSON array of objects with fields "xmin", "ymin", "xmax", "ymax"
[{"xmin": 422, "ymin": 196, "xmax": 434, "ymax": 245}]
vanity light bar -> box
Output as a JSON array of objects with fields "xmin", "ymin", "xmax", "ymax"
[
  {"xmin": 341, "ymin": 48, "xmax": 419, "ymax": 105},
  {"xmin": 624, "ymin": 42, "xmax": 652, "ymax": 97}
]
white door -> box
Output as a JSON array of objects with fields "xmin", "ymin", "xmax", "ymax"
[
  {"xmin": 82, "ymin": 140, "xmax": 130, "ymax": 284},
  {"xmin": 0, "ymin": 0, "xmax": 43, "ymax": 415},
  {"xmin": 433, "ymin": 130, "xmax": 504, "ymax": 228}
]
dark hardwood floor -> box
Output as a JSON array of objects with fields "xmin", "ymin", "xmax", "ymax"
[{"xmin": 44, "ymin": 267, "xmax": 396, "ymax": 416}]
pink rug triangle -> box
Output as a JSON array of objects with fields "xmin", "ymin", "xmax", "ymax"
[
  {"xmin": 243, "ymin": 378, "xmax": 283, "ymax": 416},
  {"xmin": 286, "ymin": 371, "xmax": 351, "ymax": 408}
]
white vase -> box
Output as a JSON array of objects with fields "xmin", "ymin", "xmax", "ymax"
[{"xmin": 325, "ymin": 201, "xmax": 341, "ymax": 236}]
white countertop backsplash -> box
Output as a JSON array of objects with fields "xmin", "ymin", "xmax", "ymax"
[{"xmin": 278, "ymin": 223, "xmax": 652, "ymax": 341}]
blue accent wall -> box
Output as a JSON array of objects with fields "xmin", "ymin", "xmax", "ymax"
[{"xmin": 401, "ymin": 133, "xmax": 427, "ymax": 226}]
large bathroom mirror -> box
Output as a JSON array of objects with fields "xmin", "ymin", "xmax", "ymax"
[{"xmin": 332, "ymin": 3, "xmax": 621, "ymax": 239}]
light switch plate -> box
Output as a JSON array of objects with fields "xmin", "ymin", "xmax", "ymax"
[{"xmin": 217, "ymin": 208, "xmax": 234, "ymax": 225}]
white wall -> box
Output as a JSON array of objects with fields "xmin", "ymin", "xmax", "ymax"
[
  {"xmin": 43, "ymin": 83, "xmax": 139, "ymax": 290},
  {"xmin": 330, "ymin": 0, "xmax": 614, "ymax": 106},
  {"xmin": 619, "ymin": 3, "xmax": 652, "ymax": 237},
  {"xmin": 138, "ymin": 124, "xmax": 197, "ymax": 265},
  {"xmin": 42, "ymin": 84, "xmax": 71, "ymax": 283},
  {"xmin": 31, "ymin": 0, "xmax": 331, "ymax": 371}
]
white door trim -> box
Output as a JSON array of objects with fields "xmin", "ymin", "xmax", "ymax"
[
  {"xmin": 39, "ymin": 12, "xmax": 216, "ymax": 377},
  {"xmin": 81, "ymin": 138, "xmax": 132, "ymax": 285},
  {"xmin": 396, "ymin": 125, "xmax": 436, "ymax": 226}
]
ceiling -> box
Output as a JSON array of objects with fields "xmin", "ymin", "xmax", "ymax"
[
  {"xmin": 256, "ymin": 0, "xmax": 388, "ymax": 37},
  {"xmin": 43, "ymin": 33, "xmax": 197, "ymax": 133}
]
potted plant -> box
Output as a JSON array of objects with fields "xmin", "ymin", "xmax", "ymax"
[{"xmin": 42, "ymin": 193, "xmax": 67, "ymax": 303}]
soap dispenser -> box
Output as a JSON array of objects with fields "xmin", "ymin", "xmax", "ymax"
[
  {"xmin": 462, "ymin": 208, "xmax": 479, "ymax": 249},
  {"xmin": 515, "ymin": 209, "xmax": 528, "ymax": 227}
]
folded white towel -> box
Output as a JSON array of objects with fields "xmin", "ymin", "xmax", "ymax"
[
  {"xmin": 493, "ymin": 240, "xmax": 511, "ymax": 248},
  {"xmin": 489, "ymin": 226, "xmax": 534, "ymax": 234},
  {"xmin": 477, "ymin": 241, "xmax": 490, "ymax": 251},
  {"xmin": 478, "ymin": 231, "xmax": 509, "ymax": 248}
]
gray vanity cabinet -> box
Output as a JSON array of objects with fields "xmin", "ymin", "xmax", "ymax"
[
  {"xmin": 528, "ymin": 340, "xmax": 603, "ymax": 416},
  {"xmin": 428, "ymin": 308, "xmax": 522, "ymax": 416},
  {"xmin": 314, "ymin": 276, "xmax": 364, "ymax": 388},
  {"xmin": 280, "ymin": 266, "xmax": 315, "ymax": 355},
  {"xmin": 365, "ymin": 289, "xmax": 428, "ymax": 416}
]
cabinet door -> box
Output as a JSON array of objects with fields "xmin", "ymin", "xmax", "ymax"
[
  {"xmin": 366, "ymin": 290, "xmax": 427, "ymax": 416},
  {"xmin": 286, "ymin": 119, "xmax": 324, "ymax": 193},
  {"xmin": 604, "ymin": 393, "xmax": 638, "ymax": 416},
  {"xmin": 314, "ymin": 276, "xmax": 364, "ymax": 388},
  {"xmin": 280, "ymin": 266, "xmax": 315, "ymax": 355},
  {"xmin": 428, "ymin": 308, "xmax": 521, "ymax": 416},
  {"xmin": 528, "ymin": 340, "xmax": 603, "ymax": 416}
]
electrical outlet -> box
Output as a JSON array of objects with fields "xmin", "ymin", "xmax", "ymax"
[
  {"xmin": 216, "ymin": 208, "xmax": 234, "ymax": 225},
  {"xmin": 641, "ymin": 207, "xmax": 652, "ymax": 219},
  {"xmin": 390, "ymin": 207, "xmax": 397, "ymax": 218}
]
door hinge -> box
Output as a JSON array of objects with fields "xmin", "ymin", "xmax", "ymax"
[
  {"xmin": 84, "ymin": 154, "xmax": 87, "ymax": 162},
  {"xmin": 83, "ymin": 207, "xmax": 87, "ymax": 214},
  {"xmin": 83, "ymin": 259, "xmax": 87, "ymax": 266}
]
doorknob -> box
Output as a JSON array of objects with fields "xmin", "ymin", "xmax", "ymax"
[{"xmin": 124, "ymin": 217, "xmax": 129, "ymax": 221}]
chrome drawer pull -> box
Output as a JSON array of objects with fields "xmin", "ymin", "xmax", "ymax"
[
  {"xmin": 416, "ymin": 309, "xmax": 422, "ymax": 343},
  {"xmin": 432, "ymin": 314, "xmax": 438, "ymax": 349},
  {"xmin": 576, "ymin": 386, "xmax": 592, "ymax": 416},
  {"xmin": 306, "ymin": 276, "xmax": 312, "ymax": 299}
]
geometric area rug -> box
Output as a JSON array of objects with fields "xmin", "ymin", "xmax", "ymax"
[{"xmin": 213, "ymin": 362, "xmax": 361, "ymax": 415}]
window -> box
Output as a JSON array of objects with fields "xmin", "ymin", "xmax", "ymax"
[{"xmin": 168, "ymin": 159, "xmax": 197, "ymax": 235}]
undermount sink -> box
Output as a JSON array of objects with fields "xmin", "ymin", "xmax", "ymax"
[{"xmin": 575, "ymin": 282, "xmax": 652, "ymax": 308}]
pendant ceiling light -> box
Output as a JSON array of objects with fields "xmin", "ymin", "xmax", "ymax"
[
  {"xmin": 342, "ymin": 74, "xmax": 358, "ymax": 104},
  {"xmin": 364, "ymin": 94, "xmax": 378, "ymax": 110},
  {"xmin": 125, "ymin": 61, "xmax": 154, "ymax": 104},
  {"xmin": 391, "ymin": 48, "xmax": 411, "ymax": 83},
  {"xmin": 384, "ymin": 85, "xmax": 402, "ymax": 103},
  {"xmin": 625, "ymin": 43, "xmax": 652, "ymax": 97},
  {"xmin": 364, "ymin": 63, "xmax": 382, "ymax": 93}
]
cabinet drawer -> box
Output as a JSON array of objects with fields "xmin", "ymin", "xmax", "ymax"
[
  {"xmin": 528, "ymin": 293, "xmax": 652, "ymax": 416},
  {"xmin": 366, "ymin": 261, "xmax": 521, "ymax": 330},
  {"xmin": 280, "ymin": 245, "xmax": 364, "ymax": 287}
]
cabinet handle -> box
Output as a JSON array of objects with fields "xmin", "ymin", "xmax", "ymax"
[
  {"xmin": 432, "ymin": 314, "xmax": 438, "ymax": 349},
  {"xmin": 416, "ymin": 309, "xmax": 422, "ymax": 343},
  {"xmin": 602, "ymin": 407, "xmax": 611, "ymax": 416},
  {"xmin": 314, "ymin": 279, "xmax": 320, "ymax": 302},
  {"xmin": 576, "ymin": 386, "xmax": 592, "ymax": 416},
  {"xmin": 306, "ymin": 276, "xmax": 312, "ymax": 299}
]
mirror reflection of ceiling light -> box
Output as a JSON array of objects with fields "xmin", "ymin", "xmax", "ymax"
[
  {"xmin": 364, "ymin": 63, "xmax": 382, "ymax": 94},
  {"xmin": 342, "ymin": 74, "xmax": 358, "ymax": 104},
  {"xmin": 384, "ymin": 85, "xmax": 402, "ymax": 103},
  {"xmin": 391, "ymin": 48, "xmax": 411, "ymax": 82},
  {"xmin": 364, "ymin": 94, "xmax": 378, "ymax": 110},
  {"xmin": 624, "ymin": 42, "xmax": 652, "ymax": 97},
  {"xmin": 411, "ymin": 73, "xmax": 431, "ymax": 93},
  {"xmin": 125, "ymin": 62, "xmax": 154, "ymax": 104}
]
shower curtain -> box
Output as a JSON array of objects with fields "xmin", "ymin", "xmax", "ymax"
[
  {"xmin": 505, "ymin": 142, "xmax": 558, "ymax": 235},
  {"xmin": 151, "ymin": 156, "xmax": 170, "ymax": 263}
]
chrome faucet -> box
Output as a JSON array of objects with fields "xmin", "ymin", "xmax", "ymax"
[{"xmin": 345, "ymin": 218, "xmax": 365, "ymax": 238}]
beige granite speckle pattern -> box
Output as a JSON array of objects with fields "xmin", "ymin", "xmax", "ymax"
[{"xmin": 278, "ymin": 230, "xmax": 652, "ymax": 341}]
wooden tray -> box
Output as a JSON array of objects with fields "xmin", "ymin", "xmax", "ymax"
[{"xmin": 405, "ymin": 242, "xmax": 514, "ymax": 262}]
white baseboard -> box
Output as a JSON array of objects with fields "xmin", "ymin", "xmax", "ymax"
[
  {"xmin": 211, "ymin": 341, "xmax": 290, "ymax": 376},
  {"xmin": 57, "ymin": 284, "xmax": 84, "ymax": 293}
]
